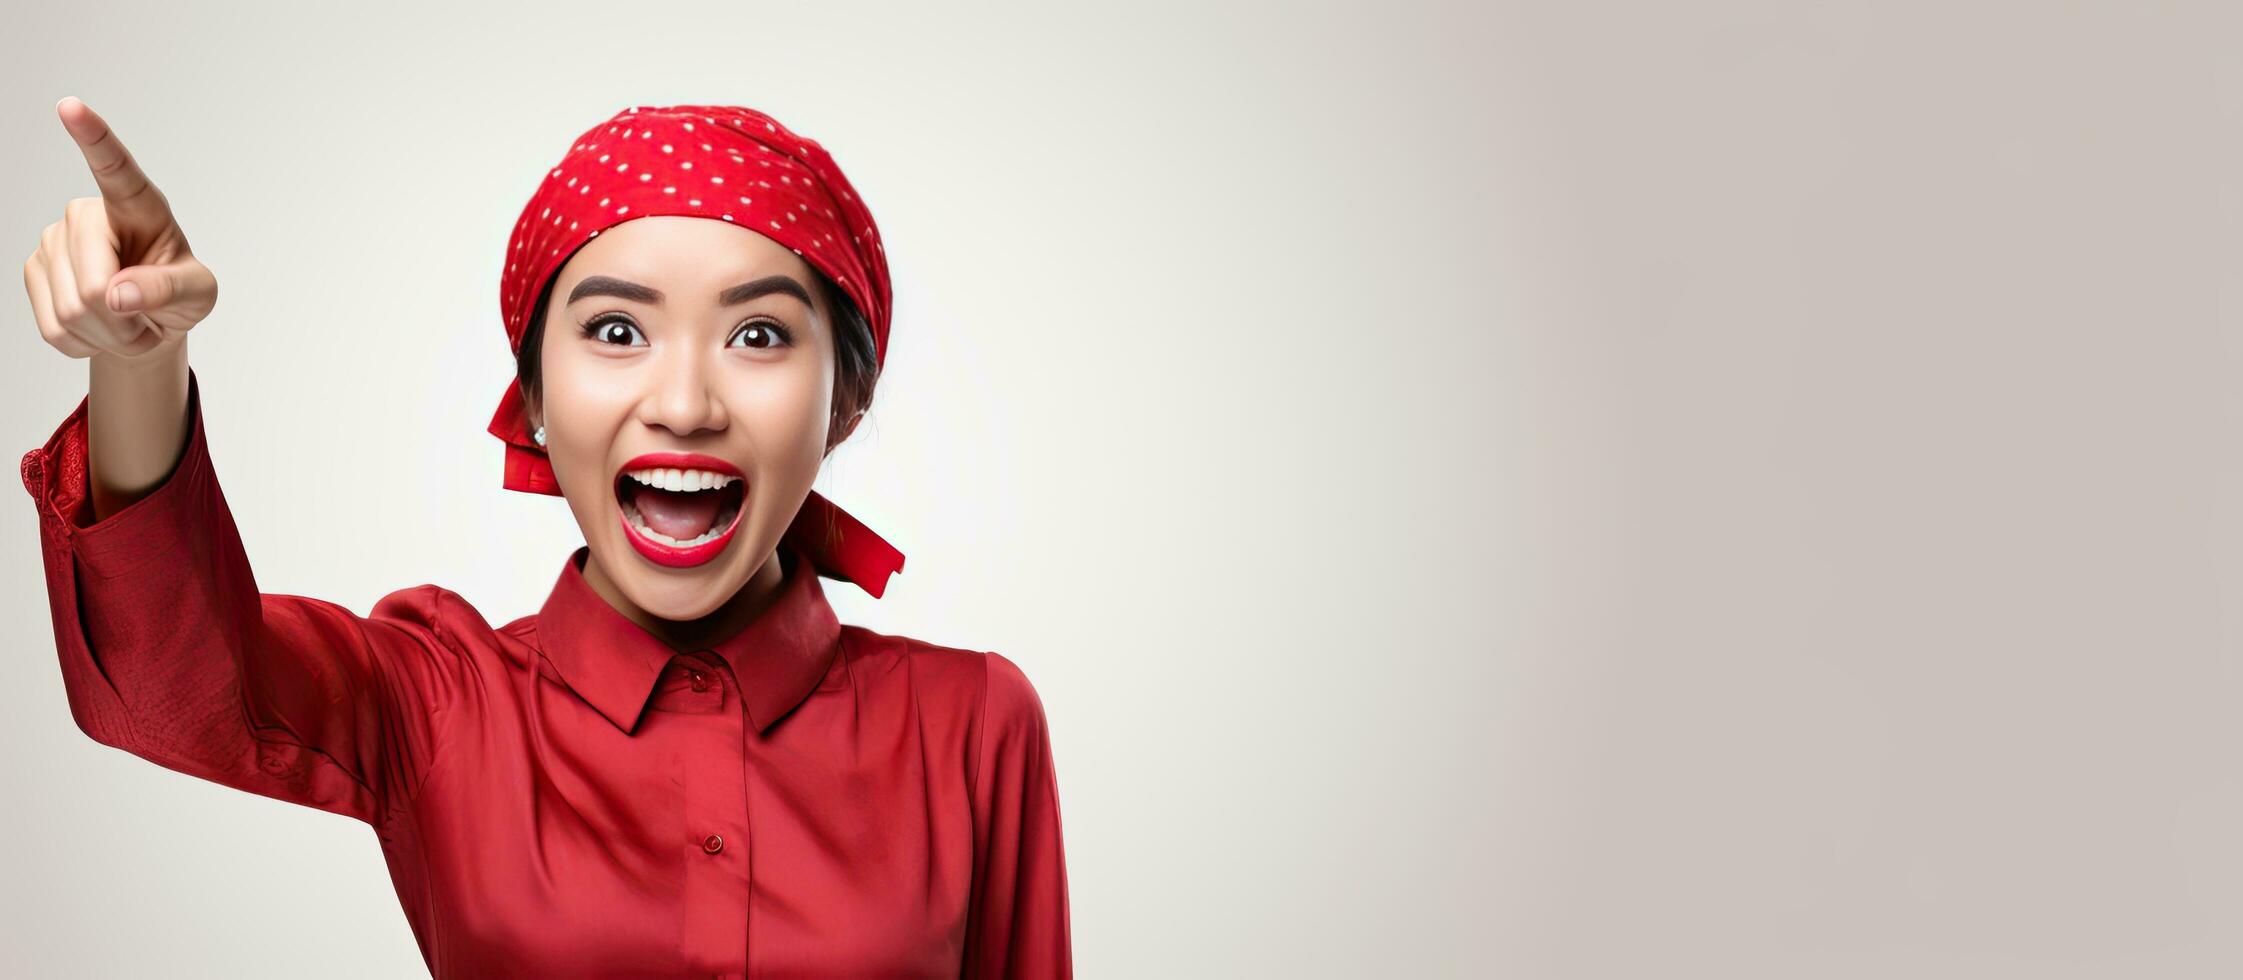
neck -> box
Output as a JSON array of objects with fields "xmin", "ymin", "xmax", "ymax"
[{"xmin": 580, "ymin": 544, "xmax": 790, "ymax": 652}]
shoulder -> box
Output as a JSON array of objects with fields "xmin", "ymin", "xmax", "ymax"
[
  {"xmin": 838, "ymin": 626, "xmax": 1048, "ymax": 733},
  {"xmin": 979, "ymin": 650, "xmax": 1049, "ymax": 732},
  {"xmin": 838, "ymin": 623, "xmax": 984, "ymax": 694},
  {"xmin": 362, "ymin": 583, "xmax": 501, "ymax": 653}
]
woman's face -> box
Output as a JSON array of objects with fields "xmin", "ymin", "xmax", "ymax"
[{"xmin": 531, "ymin": 215, "xmax": 839, "ymax": 624}]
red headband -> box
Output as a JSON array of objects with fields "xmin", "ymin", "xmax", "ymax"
[{"xmin": 488, "ymin": 104, "xmax": 903, "ymax": 597}]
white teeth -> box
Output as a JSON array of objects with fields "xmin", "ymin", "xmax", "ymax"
[
  {"xmin": 624, "ymin": 467, "xmax": 740, "ymax": 492},
  {"xmin": 616, "ymin": 467, "xmax": 746, "ymax": 555}
]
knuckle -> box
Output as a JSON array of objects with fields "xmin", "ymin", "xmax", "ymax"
[{"xmin": 110, "ymin": 181, "xmax": 153, "ymax": 208}]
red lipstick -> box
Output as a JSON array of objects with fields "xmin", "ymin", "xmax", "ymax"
[
  {"xmin": 619, "ymin": 452, "xmax": 743, "ymax": 478},
  {"xmin": 615, "ymin": 452, "xmax": 747, "ymax": 568}
]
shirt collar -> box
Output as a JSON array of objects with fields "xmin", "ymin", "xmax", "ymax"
[{"xmin": 534, "ymin": 539, "xmax": 841, "ymax": 736}]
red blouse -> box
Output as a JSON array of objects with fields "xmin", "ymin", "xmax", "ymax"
[{"xmin": 21, "ymin": 371, "xmax": 1072, "ymax": 979}]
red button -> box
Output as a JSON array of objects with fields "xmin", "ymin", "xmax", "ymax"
[
  {"xmin": 701, "ymin": 834, "xmax": 724, "ymax": 854},
  {"xmin": 690, "ymin": 671, "xmax": 710, "ymax": 692}
]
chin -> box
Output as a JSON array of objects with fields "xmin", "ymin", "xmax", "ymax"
[
  {"xmin": 597, "ymin": 546, "xmax": 734, "ymax": 621},
  {"xmin": 564, "ymin": 457, "xmax": 800, "ymax": 625},
  {"xmin": 596, "ymin": 513, "xmax": 783, "ymax": 623}
]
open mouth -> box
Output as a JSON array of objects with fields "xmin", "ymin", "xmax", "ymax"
[{"xmin": 614, "ymin": 464, "xmax": 747, "ymax": 567}]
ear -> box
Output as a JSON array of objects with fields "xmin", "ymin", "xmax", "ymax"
[{"xmin": 830, "ymin": 409, "xmax": 865, "ymax": 449}]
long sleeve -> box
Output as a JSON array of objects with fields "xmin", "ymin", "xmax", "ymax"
[
  {"xmin": 20, "ymin": 368, "xmax": 465, "ymax": 828},
  {"xmin": 963, "ymin": 651, "xmax": 1073, "ymax": 979}
]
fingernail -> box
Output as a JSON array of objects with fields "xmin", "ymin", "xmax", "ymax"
[{"xmin": 110, "ymin": 282, "xmax": 142, "ymax": 312}]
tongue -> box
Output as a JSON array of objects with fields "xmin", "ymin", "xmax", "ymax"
[{"xmin": 632, "ymin": 484, "xmax": 722, "ymax": 541}]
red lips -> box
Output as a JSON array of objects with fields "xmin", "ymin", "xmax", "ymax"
[
  {"xmin": 618, "ymin": 451, "xmax": 743, "ymax": 478},
  {"xmin": 615, "ymin": 451, "xmax": 747, "ymax": 568}
]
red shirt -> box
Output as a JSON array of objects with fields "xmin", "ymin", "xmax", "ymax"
[{"xmin": 21, "ymin": 371, "xmax": 1072, "ymax": 978}]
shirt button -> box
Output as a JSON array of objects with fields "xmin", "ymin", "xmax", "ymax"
[
  {"xmin": 689, "ymin": 670, "xmax": 710, "ymax": 692},
  {"xmin": 701, "ymin": 834, "xmax": 724, "ymax": 854}
]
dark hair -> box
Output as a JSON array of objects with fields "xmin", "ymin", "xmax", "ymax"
[{"xmin": 515, "ymin": 265, "xmax": 881, "ymax": 455}]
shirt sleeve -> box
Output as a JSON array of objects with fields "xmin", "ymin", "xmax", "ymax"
[
  {"xmin": 20, "ymin": 368, "xmax": 465, "ymax": 828},
  {"xmin": 963, "ymin": 650, "xmax": 1074, "ymax": 979}
]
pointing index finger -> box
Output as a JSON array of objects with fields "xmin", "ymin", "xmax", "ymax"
[{"xmin": 55, "ymin": 97, "xmax": 172, "ymax": 231}]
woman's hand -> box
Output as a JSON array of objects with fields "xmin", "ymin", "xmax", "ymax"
[{"xmin": 23, "ymin": 96, "xmax": 217, "ymax": 361}]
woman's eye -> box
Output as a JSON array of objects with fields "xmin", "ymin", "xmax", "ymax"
[
  {"xmin": 731, "ymin": 320, "xmax": 796, "ymax": 350},
  {"xmin": 581, "ymin": 315, "xmax": 646, "ymax": 347},
  {"xmin": 578, "ymin": 315, "xmax": 790, "ymax": 349}
]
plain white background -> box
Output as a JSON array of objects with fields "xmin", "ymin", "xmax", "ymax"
[{"xmin": 7, "ymin": 1, "xmax": 2243, "ymax": 977}]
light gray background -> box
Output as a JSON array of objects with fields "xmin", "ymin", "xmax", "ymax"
[{"xmin": 4, "ymin": 1, "xmax": 2240, "ymax": 977}]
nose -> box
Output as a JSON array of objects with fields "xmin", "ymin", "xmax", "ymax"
[{"xmin": 635, "ymin": 342, "xmax": 729, "ymax": 438}]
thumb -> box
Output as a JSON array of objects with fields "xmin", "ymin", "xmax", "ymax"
[{"xmin": 107, "ymin": 257, "xmax": 216, "ymax": 321}]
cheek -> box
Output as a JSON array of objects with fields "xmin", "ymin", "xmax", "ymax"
[
  {"xmin": 538, "ymin": 354, "xmax": 636, "ymax": 482},
  {"xmin": 542, "ymin": 339, "xmax": 642, "ymax": 417},
  {"xmin": 732, "ymin": 366, "xmax": 831, "ymax": 477}
]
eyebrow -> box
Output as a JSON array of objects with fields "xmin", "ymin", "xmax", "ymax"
[{"xmin": 567, "ymin": 274, "xmax": 813, "ymax": 309}]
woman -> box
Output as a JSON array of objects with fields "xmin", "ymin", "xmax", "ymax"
[{"xmin": 19, "ymin": 97, "xmax": 1071, "ymax": 978}]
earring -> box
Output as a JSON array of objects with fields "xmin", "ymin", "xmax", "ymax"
[{"xmin": 533, "ymin": 425, "xmax": 546, "ymax": 447}]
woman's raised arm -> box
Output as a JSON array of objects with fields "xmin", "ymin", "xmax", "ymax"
[
  {"xmin": 20, "ymin": 98, "xmax": 469, "ymax": 828},
  {"xmin": 25, "ymin": 97, "xmax": 216, "ymax": 520}
]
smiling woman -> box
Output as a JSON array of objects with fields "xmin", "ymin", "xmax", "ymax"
[
  {"xmin": 22, "ymin": 100, "xmax": 1071, "ymax": 978},
  {"xmin": 522, "ymin": 259, "xmax": 877, "ymax": 582},
  {"xmin": 513, "ymin": 215, "xmax": 883, "ymax": 633}
]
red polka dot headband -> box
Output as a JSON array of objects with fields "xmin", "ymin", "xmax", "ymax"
[{"xmin": 488, "ymin": 104, "xmax": 904, "ymax": 597}]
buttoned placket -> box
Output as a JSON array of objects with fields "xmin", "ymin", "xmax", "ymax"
[{"xmin": 668, "ymin": 652, "xmax": 753, "ymax": 975}]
